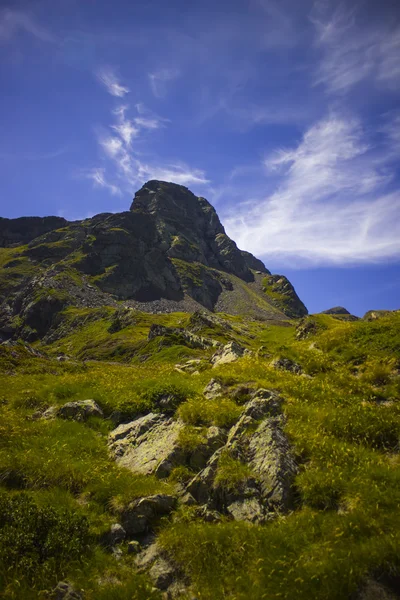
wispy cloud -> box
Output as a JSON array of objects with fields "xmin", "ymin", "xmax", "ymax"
[
  {"xmin": 88, "ymin": 102, "xmax": 208, "ymax": 193},
  {"xmin": 0, "ymin": 8, "xmax": 56, "ymax": 43},
  {"xmin": 96, "ymin": 67, "xmax": 130, "ymax": 97},
  {"xmin": 224, "ymin": 114, "xmax": 400, "ymax": 266},
  {"xmin": 82, "ymin": 167, "xmax": 122, "ymax": 195},
  {"xmin": 0, "ymin": 146, "xmax": 69, "ymax": 161},
  {"xmin": 312, "ymin": 3, "xmax": 400, "ymax": 94},
  {"xmin": 148, "ymin": 68, "xmax": 180, "ymax": 98}
]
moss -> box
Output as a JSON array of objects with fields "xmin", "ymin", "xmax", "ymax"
[{"xmin": 170, "ymin": 258, "xmax": 205, "ymax": 287}]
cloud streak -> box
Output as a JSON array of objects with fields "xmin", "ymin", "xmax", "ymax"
[
  {"xmin": 82, "ymin": 167, "xmax": 122, "ymax": 196},
  {"xmin": 89, "ymin": 91, "xmax": 209, "ymax": 192},
  {"xmin": 148, "ymin": 68, "xmax": 180, "ymax": 98},
  {"xmin": 312, "ymin": 3, "xmax": 400, "ymax": 94},
  {"xmin": 224, "ymin": 114, "xmax": 400, "ymax": 266},
  {"xmin": 0, "ymin": 8, "xmax": 56, "ymax": 43},
  {"xmin": 96, "ymin": 67, "xmax": 130, "ymax": 97}
]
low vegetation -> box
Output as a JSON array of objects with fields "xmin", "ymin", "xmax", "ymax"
[{"xmin": 0, "ymin": 308, "xmax": 399, "ymax": 598}]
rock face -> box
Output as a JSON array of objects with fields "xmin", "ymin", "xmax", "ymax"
[
  {"xmin": 321, "ymin": 307, "xmax": 360, "ymax": 321},
  {"xmin": 120, "ymin": 495, "xmax": 177, "ymax": 535},
  {"xmin": 321, "ymin": 306, "xmax": 350, "ymax": 315},
  {"xmin": 108, "ymin": 413, "xmax": 185, "ymax": 478},
  {"xmin": 211, "ymin": 341, "xmax": 249, "ymax": 368},
  {"xmin": 262, "ymin": 274, "xmax": 307, "ymax": 319},
  {"xmin": 0, "ymin": 181, "xmax": 308, "ymax": 342},
  {"xmin": 58, "ymin": 400, "xmax": 103, "ymax": 421},
  {"xmin": 185, "ymin": 390, "xmax": 298, "ymax": 523},
  {"xmin": 271, "ymin": 357, "xmax": 303, "ymax": 375},
  {"xmin": 0, "ymin": 216, "xmax": 67, "ymax": 247}
]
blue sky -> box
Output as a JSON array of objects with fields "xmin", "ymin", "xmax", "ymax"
[{"xmin": 1, "ymin": 0, "xmax": 400, "ymax": 316}]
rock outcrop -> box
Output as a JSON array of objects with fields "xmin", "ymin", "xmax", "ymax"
[
  {"xmin": 0, "ymin": 181, "xmax": 308, "ymax": 343},
  {"xmin": 185, "ymin": 390, "xmax": 298, "ymax": 523},
  {"xmin": 109, "ymin": 414, "xmax": 185, "ymax": 478}
]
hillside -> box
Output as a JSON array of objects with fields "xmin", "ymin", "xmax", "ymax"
[{"xmin": 0, "ymin": 183, "xmax": 400, "ymax": 600}]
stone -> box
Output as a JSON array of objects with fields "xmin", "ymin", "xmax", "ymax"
[
  {"xmin": 127, "ymin": 540, "xmax": 141, "ymax": 554},
  {"xmin": 58, "ymin": 399, "xmax": 103, "ymax": 421},
  {"xmin": 226, "ymin": 497, "xmax": 264, "ymax": 523},
  {"xmin": 120, "ymin": 494, "xmax": 177, "ymax": 535},
  {"xmin": 296, "ymin": 318, "xmax": 319, "ymax": 340},
  {"xmin": 108, "ymin": 413, "xmax": 185, "ymax": 477},
  {"xmin": 41, "ymin": 406, "xmax": 58, "ymax": 420},
  {"xmin": 357, "ymin": 578, "xmax": 399, "ymax": 600},
  {"xmin": 149, "ymin": 557, "xmax": 176, "ymax": 590},
  {"xmin": 50, "ymin": 581, "xmax": 82, "ymax": 600},
  {"xmin": 211, "ymin": 341, "xmax": 248, "ymax": 368},
  {"xmin": 148, "ymin": 324, "xmax": 218, "ymax": 350},
  {"xmin": 107, "ymin": 523, "xmax": 126, "ymax": 547},
  {"xmin": 271, "ymin": 357, "xmax": 303, "ymax": 375},
  {"xmin": 185, "ymin": 391, "xmax": 297, "ymax": 523},
  {"xmin": 262, "ymin": 274, "xmax": 307, "ymax": 319},
  {"xmin": 203, "ymin": 378, "xmax": 225, "ymax": 399}
]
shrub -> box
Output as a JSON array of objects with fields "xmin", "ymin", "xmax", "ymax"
[{"xmin": 0, "ymin": 492, "xmax": 90, "ymax": 588}]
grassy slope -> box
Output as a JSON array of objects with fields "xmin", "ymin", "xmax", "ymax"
[{"xmin": 0, "ymin": 311, "xmax": 399, "ymax": 598}]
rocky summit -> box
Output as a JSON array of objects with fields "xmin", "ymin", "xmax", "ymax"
[
  {"xmin": 0, "ymin": 180, "xmax": 306, "ymax": 343},
  {"xmin": 0, "ymin": 182, "xmax": 400, "ymax": 600}
]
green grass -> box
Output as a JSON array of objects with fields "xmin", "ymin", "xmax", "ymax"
[
  {"xmin": 214, "ymin": 450, "xmax": 256, "ymax": 492},
  {"xmin": 0, "ymin": 308, "xmax": 400, "ymax": 598}
]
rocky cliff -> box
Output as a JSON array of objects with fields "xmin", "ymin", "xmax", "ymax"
[{"xmin": 0, "ymin": 181, "xmax": 306, "ymax": 342}]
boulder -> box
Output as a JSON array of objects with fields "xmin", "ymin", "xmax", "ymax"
[
  {"xmin": 108, "ymin": 413, "xmax": 185, "ymax": 478},
  {"xmin": 58, "ymin": 399, "xmax": 103, "ymax": 421},
  {"xmin": 185, "ymin": 391, "xmax": 297, "ymax": 522},
  {"xmin": 296, "ymin": 318, "xmax": 319, "ymax": 340},
  {"xmin": 127, "ymin": 540, "xmax": 141, "ymax": 554},
  {"xmin": 50, "ymin": 582, "xmax": 82, "ymax": 600},
  {"xmin": 271, "ymin": 357, "xmax": 303, "ymax": 375},
  {"xmin": 120, "ymin": 494, "xmax": 177, "ymax": 535},
  {"xmin": 203, "ymin": 378, "xmax": 226, "ymax": 399},
  {"xmin": 103, "ymin": 523, "xmax": 126, "ymax": 547},
  {"xmin": 211, "ymin": 341, "xmax": 249, "ymax": 368},
  {"xmin": 148, "ymin": 324, "xmax": 219, "ymax": 350}
]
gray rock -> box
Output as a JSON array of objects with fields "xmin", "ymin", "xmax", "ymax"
[
  {"xmin": 50, "ymin": 581, "xmax": 82, "ymax": 600},
  {"xmin": 211, "ymin": 341, "xmax": 249, "ymax": 368},
  {"xmin": 175, "ymin": 358, "xmax": 204, "ymax": 375},
  {"xmin": 108, "ymin": 413, "xmax": 185, "ymax": 478},
  {"xmin": 58, "ymin": 399, "xmax": 103, "ymax": 421},
  {"xmin": 271, "ymin": 357, "xmax": 303, "ymax": 375},
  {"xmin": 120, "ymin": 494, "xmax": 177, "ymax": 535},
  {"xmin": 296, "ymin": 318, "xmax": 319, "ymax": 340},
  {"xmin": 185, "ymin": 391, "xmax": 297, "ymax": 522},
  {"xmin": 107, "ymin": 523, "xmax": 126, "ymax": 547},
  {"xmin": 357, "ymin": 579, "xmax": 399, "ymax": 600},
  {"xmin": 41, "ymin": 406, "xmax": 58, "ymax": 420},
  {"xmin": 203, "ymin": 378, "xmax": 225, "ymax": 399},
  {"xmin": 127, "ymin": 540, "xmax": 141, "ymax": 554},
  {"xmin": 148, "ymin": 324, "xmax": 219, "ymax": 350},
  {"xmin": 149, "ymin": 557, "xmax": 176, "ymax": 590}
]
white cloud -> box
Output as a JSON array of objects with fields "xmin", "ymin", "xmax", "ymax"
[
  {"xmin": 88, "ymin": 103, "xmax": 209, "ymax": 194},
  {"xmin": 83, "ymin": 168, "xmax": 122, "ymax": 195},
  {"xmin": 0, "ymin": 8, "xmax": 56, "ymax": 43},
  {"xmin": 148, "ymin": 68, "xmax": 180, "ymax": 98},
  {"xmin": 312, "ymin": 3, "xmax": 400, "ymax": 94},
  {"xmin": 223, "ymin": 114, "xmax": 400, "ymax": 266},
  {"xmin": 96, "ymin": 67, "xmax": 130, "ymax": 97}
]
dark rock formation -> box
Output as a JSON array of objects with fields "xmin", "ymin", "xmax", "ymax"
[
  {"xmin": 0, "ymin": 181, "xmax": 307, "ymax": 341},
  {"xmin": 262, "ymin": 274, "xmax": 307, "ymax": 319},
  {"xmin": 321, "ymin": 306, "xmax": 351, "ymax": 315},
  {"xmin": 0, "ymin": 216, "xmax": 67, "ymax": 247}
]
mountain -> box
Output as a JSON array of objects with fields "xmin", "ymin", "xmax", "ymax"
[
  {"xmin": 1, "ymin": 182, "xmax": 399, "ymax": 600},
  {"xmin": 0, "ymin": 180, "xmax": 306, "ymax": 343}
]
